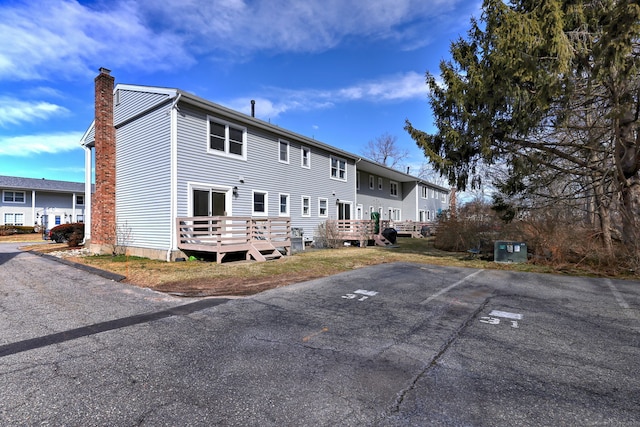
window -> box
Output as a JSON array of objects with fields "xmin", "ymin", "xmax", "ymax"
[
  {"xmin": 301, "ymin": 146, "xmax": 310, "ymax": 168},
  {"xmin": 356, "ymin": 172, "xmax": 360, "ymax": 190},
  {"xmin": 76, "ymin": 195, "xmax": 84, "ymax": 205},
  {"xmin": 208, "ymin": 118, "xmax": 246, "ymax": 159},
  {"xmin": 421, "ymin": 186, "xmax": 428, "ymax": 199},
  {"xmin": 318, "ymin": 198, "xmax": 328, "ymax": 217},
  {"xmin": 356, "ymin": 205, "xmax": 363, "ymax": 220},
  {"xmin": 252, "ymin": 191, "xmax": 268, "ymax": 216},
  {"xmin": 441, "ymin": 192, "xmax": 447, "ymax": 203},
  {"xmin": 330, "ymin": 156, "xmax": 346, "ymax": 181},
  {"xmin": 390, "ymin": 181, "xmax": 398, "ymax": 197},
  {"xmin": 279, "ymin": 193, "xmax": 289, "ymax": 216},
  {"xmin": 369, "ymin": 175, "xmax": 375, "ymax": 190},
  {"xmin": 378, "ymin": 177, "xmax": 383, "ymax": 191},
  {"xmin": 55, "ymin": 215, "xmax": 61, "ymax": 225},
  {"xmin": 77, "ymin": 215, "xmax": 84, "ymax": 223},
  {"xmin": 431, "ymin": 188, "xmax": 436, "ymax": 198},
  {"xmin": 392, "ymin": 209, "xmax": 401, "ymax": 221},
  {"xmin": 3, "ymin": 213, "xmax": 24, "ymax": 225},
  {"xmin": 3, "ymin": 191, "xmax": 25, "ymax": 203},
  {"xmin": 302, "ymin": 196, "xmax": 311, "ymax": 217},
  {"xmin": 279, "ymin": 140, "xmax": 289, "ymax": 163}
]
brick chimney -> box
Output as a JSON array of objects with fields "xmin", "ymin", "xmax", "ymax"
[{"xmin": 92, "ymin": 67, "xmax": 116, "ymax": 247}]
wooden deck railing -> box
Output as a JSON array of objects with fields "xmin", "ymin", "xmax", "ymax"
[
  {"xmin": 176, "ymin": 216, "xmax": 291, "ymax": 263},
  {"xmin": 327, "ymin": 219, "xmax": 436, "ymax": 243}
]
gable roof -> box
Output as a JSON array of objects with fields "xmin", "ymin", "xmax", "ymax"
[{"xmin": 0, "ymin": 175, "xmax": 87, "ymax": 193}]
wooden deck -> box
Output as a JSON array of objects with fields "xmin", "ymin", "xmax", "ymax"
[
  {"xmin": 176, "ymin": 216, "xmax": 291, "ymax": 263},
  {"xmin": 327, "ymin": 220, "xmax": 435, "ymax": 246}
]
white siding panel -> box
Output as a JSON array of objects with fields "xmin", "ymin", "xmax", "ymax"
[
  {"xmin": 115, "ymin": 89, "xmax": 172, "ymax": 125},
  {"xmin": 116, "ymin": 106, "xmax": 172, "ymax": 250}
]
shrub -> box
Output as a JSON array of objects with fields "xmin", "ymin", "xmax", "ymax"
[
  {"xmin": 49, "ymin": 223, "xmax": 84, "ymax": 247},
  {"xmin": 0, "ymin": 225, "xmax": 36, "ymax": 236}
]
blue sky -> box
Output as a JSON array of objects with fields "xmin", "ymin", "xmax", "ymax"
[{"xmin": 0, "ymin": 0, "xmax": 481, "ymax": 184}]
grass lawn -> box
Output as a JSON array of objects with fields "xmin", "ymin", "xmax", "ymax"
[{"xmin": 11, "ymin": 236, "xmax": 593, "ymax": 297}]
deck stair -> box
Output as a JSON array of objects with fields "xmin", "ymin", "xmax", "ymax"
[
  {"xmin": 373, "ymin": 234, "xmax": 392, "ymax": 246},
  {"xmin": 248, "ymin": 241, "xmax": 283, "ymax": 261}
]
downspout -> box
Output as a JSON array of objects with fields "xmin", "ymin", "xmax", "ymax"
[
  {"xmin": 167, "ymin": 93, "xmax": 181, "ymax": 262},
  {"xmin": 82, "ymin": 144, "xmax": 92, "ymax": 245}
]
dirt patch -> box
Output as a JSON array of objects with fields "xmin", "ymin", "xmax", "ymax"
[{"xmin": 154, "ymin": 271, "xmax": 327, "ymax": 297}]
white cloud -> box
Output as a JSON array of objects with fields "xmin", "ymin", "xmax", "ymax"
[
  {"xmin": 0, "ymin": 132, "xmax": 84, "ymax": 156},
  {"xmin": 224, "ymin": 71, "xmax": 429, "ymax": 119},
  {"xmin": 0, "ymin": 97, "xmax": 68, "ymax": 127},
  {"xmin": 0, "ymin": 0, "xmax": 193, "ymax": 81},
  {"xmin": 0, "ymin": 0, "xmax": 469, "ymax": 81}
]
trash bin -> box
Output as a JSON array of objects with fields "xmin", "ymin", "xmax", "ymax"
[
  {"xmin": 371, "ymin": 212, "xmax": 380, "ymax": 234},
  {"xmin": 494, "ymin": 241, "xmax": 527, "ymax": 263},
  {"xmin": 382, "ymin": 228, "xmax": 398, "ymax": 245},
  {"xmin": 291, "ymin": 227, "xmax": 304, "ymax": 253}
]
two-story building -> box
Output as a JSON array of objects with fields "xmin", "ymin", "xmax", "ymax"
[
  {"xmin": 81, "ymin": 68, "xmax": 449, "ymax": 261},
  {"xmin": 0, "ymin": 175, "xmax": 87, "ymax": 231}
]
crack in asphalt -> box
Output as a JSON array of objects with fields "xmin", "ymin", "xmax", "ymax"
[{"xmin": 382, "ymin": 291, "xmax": 497, "ymax": 419}]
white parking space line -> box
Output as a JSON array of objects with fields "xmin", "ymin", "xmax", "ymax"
[
  {"xmin": 605, "ymin": 279, "xmax": 640, "ymax": 333},
  {"xmin": 420, "ymin": 269, "xmax": 484, "ymax": 305}
]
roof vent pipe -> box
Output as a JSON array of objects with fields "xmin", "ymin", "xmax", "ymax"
[{"xmin": 251, "ymin": 99, "xmax": 255, "ymax": 117}]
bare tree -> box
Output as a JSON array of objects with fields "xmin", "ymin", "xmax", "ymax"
[{"xmin": 362, "ymin": 133, "xmax": 409, "ymax": 170}]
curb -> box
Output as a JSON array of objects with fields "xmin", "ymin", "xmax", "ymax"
[{"xmin": 31, "ymin": 251, "xmax": 127, "ymax": 282}]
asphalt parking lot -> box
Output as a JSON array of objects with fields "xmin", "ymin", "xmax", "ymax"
[{"xmin": 1, "ymin": 243, "xmax": 639, "ymax": 426}]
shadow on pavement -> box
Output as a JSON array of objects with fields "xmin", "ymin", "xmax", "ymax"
[{"xmin": 0, "ymin": 298, "xmax": 229, "ymax": 358}]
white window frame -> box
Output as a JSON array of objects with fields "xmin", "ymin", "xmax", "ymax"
[
  {"xmin": 279, "ymin": 139, "xmax": 289, "ymax": 164},
  {"xmin": 301, "ymin": 196, "xmax": 311, "ymax": 217},
  {"xmin": 3, "ymin": 213, "xmax": 24, "ymax": 225},
  {"xmin": 369, "ymin": 175, "xmax": 375, "ymax": 190},
  {"xmin": 356, "ymin": 204, "xmax": 363, "ymax": 220},
  {"xmin": 390, "ymin": 181, "xmax": 398, "ymax": 197},
  {"xmin": 207, "ymin": 116, "xmax": 247, "ymax": 160},
  {"xmin": 356, "ymin": 171, "xmax": 360, "ymax": 191},
  {"xmin": 329, "ymin": 156, "xmax": 347, "ymax": 182},
  {"xmin": 301, "ymin": 146, "xmax": 310, "ymax": 168},
  {"xmin": 252, "ymin": 190, "xmax": 268, "ymax": 216},
  {"xmin": 3, "ymin": 191, "xmax": 25, "ymax": 204},
  {"xmin": 441, "ymin": 192, "xmax": 447, "ymax": 203},
  {"xmin": 318, "ymin": 197, "xmax": 328, "ymax": 218},
  {"xmin": 378, "ymin": 177, "xmax": 383, "ymax": 191},
  {"xmin": 392, "ymin": 208, "xmax": 401, "ymax": 221},
  {"xmin": 279, "ymin": 193, "xmax": 290, "ymax": 216},
  {"xmin": 421, "ymin": 186, "xmax": 428, "ymax": 199},
  {"xmin": 76, "ymin": 194, "xmax": 85, "ymax": 205}
]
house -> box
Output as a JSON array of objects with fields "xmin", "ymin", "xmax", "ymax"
[
  {"xmin": 0, "ymin": 175, "xmax": 87, "ymax": 231},
  {"xmin": 81, "ymin": 68, "xmax": 449, "ymax": 261}
]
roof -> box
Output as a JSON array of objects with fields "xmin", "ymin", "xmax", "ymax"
[
  {"xmin": 0, "ymin": 176, "xmax": 88, "ymax": 193},
  {"xmin": 80, "ymin": 83, "xmax": 451, "ymax": 190}
]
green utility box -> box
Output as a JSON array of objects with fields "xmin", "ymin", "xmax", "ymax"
[{"xmin": 494, "ymin": 241, "xmax": 527, "ymax": 263}]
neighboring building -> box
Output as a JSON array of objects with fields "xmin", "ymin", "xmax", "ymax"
[
  {"xmin": 81, "ymin": 68, "xmax": 449, "ymax": 261},
  {"xmin": 0, "ymin": 175, "xmax": 87, "ymax": 231}
]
